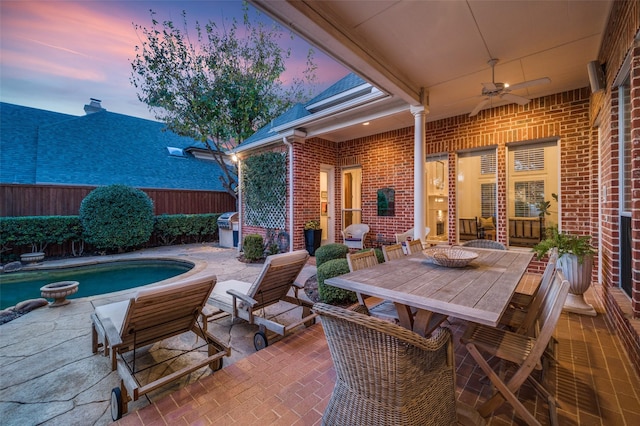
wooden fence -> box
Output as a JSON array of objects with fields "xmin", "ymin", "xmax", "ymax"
[{"xmin": 0, "ymin": 184, "xmax": 236, "ymax": 217}]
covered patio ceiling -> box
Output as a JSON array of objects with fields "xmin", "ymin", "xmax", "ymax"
[{"xmin": 250, "ymin": 0, "xmax": 612, "ymax": 141}]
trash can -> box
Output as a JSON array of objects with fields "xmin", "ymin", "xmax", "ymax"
[{"xmin": 218, "ymin": 212, "xmax": 238, "ymax": 248}]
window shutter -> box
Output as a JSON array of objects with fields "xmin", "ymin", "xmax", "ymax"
[
  {"xmin": 514, "ymin": 147, "xmax": 544, "ymax": 171},
  {"xmin": 481, "ymin": 153, "xmax": 496, "ymax": 175},
  {"xmin": 481, "ymin": 183, "xmax": 496, "ymax": 217}
]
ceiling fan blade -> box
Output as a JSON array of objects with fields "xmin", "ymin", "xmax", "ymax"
[
  {"xmin": 469, "ymin": 98, "xmax": 490, "ymax": 117},
  {"xmin": 482, "ymin": 82, "xmax": 497, "ymax": 91},
  {"xmin": 501, "ymin": 93, "xmax": 531, "ymax": 106},
  {"xmin": 508, "ymin": 77, "xmax": 551, "ymax": 91}
]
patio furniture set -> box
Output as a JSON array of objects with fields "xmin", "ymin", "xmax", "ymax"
[
  {"xmin": 91, "ymin": 250, "xmax": 316, "ymax": 420},
  {"xmin": 90, "ymin": 240, "xmax": 563, "ymax": 425},
  {"xmin": 324, "ymin": 241, "xmax": 565, "ymax": 425}
]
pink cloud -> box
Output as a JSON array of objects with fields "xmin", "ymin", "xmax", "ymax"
[{"xmin": 0, "ymin": 1, "xmax": 348, "ymax": 118}]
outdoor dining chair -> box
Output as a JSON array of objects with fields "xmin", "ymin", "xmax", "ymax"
[
  {"xmin": 500, "ymin": 257, "xmax": 557, "ymax": 335},
  {"xmin": 510, "ymin": 252, "xmax": 558, "ymax": 310},
  {"xmin": 382, "ymin": 243, "xmax": 404, "ymax": 262},
  {"xmin": 314, "ymin": 302, "xmax": 485, "ymax": 426},
  {"xmin": 406, "ymin": 238, "xmax": 424, "ymax": 254},
  {"xmin": 346, "ymin": 249, "xmax": 402, "ymax": 323},
  {"xmin": 460, "ymin": 270, "xmax": 569, "ymax": 425}
]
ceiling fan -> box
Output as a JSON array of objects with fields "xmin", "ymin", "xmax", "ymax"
[{"xmin": 469, "ymin": 58, "xmax": 551, "ymax": 117}]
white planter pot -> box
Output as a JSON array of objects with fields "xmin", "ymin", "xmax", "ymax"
[
  {"xmin": 40, "ymin": 281, "xmax": 79, "ymax": 307},
  {"xmin": 556, "ymin": 253, "xmax": 596, "ymax": 316},
  {"xmin": 20, "ymin": 252, "xmax": 45, "ymax": 264}
]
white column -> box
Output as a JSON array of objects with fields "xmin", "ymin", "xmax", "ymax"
[
  {"xmin": 411, "ymin": 105, "xmax": 426, "ymax": 242},
  {"xmin": 236, "ymin": 157, "xmax": 243, "ymax": 253},
  {"xmin": 283, "ymin": 137, "xmax": 295, "ymax": 252}
]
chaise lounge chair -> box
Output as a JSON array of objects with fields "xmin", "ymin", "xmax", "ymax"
[
  {"xmin": 91, "ymin": 274, "xmax": 229, "ymax": 420},
  {"xmin": 204, "ymin": 250, "xmax": 316, "ymax": 351}
]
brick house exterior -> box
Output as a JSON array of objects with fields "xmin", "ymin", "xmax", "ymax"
[{"xmin": 236, "ymin": 2, "xmax": 639, "ymax": 373}]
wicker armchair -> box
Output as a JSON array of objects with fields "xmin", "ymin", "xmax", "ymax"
[
  {"xmin": 314, "ymin": 303, "xmax": 480, "ymax": 425},
  {"xmin": 462, "ymin": 239, "xmax": 507, "ymax": 250}
]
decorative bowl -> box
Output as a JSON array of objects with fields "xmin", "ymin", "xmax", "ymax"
[{"xmin": 423, "ymin": 247, "xmax": 478, "ymax": 268}]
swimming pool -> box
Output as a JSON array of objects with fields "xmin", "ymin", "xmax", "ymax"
[{"xmin": 0, "ymin": 259, "xmax": 193, "ymax": 310}]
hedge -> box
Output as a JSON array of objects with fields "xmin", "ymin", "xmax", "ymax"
[{"xmin": 0, "ymin": 213, "xmax": 222, "ymax": 260}]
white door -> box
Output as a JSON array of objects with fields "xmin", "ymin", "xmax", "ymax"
[{"xmin": 320, "ymin": 165, "xmax": 335, "ymax": 244}]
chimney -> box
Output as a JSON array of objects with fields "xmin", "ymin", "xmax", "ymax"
[{"xmin": 84, "ymin": 98, "xmax": 106, "ymax": 114}]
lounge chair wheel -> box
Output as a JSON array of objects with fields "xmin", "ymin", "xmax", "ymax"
[
  {"xmin": 253, "ymin": 331, "xmax": 268, "ymax": 351},
  {"xmin": 110, "ymin": 387, "xmax": 123, "ymax": 421},
  {"xmin": 210, "ymin": 357, "xmax": 223, "ymax": 371}
]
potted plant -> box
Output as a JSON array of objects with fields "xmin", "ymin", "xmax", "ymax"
[
  {"xmin": 535, "ymin": 192, "xmax": 558, "ymax": 235},
  {"xmin": 533, "ymin": 226, "xmax": 597, "ymax": 316},
  {"xmin": 303, "ymin": 220, "xmax": 322, "ymax": 256}
]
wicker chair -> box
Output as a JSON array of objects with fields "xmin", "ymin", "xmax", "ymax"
[
  {"xmin": 341, "ymin": 224, "xmax": 370, "ymax": 249},
  {"xmin": 395, "ymin": 227, "xmax": 431, "ymax": 243},
  {"xmin": 314, "ymin": 303, "xmax": 481, "ymax": 425},
  {"xmin": 462, "ymin": 239, "xmax": 507, "ymax": 250}
]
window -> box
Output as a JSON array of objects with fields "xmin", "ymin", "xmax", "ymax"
[
  {"xmin": 481, "ymin": 183, "xmax": 496, "ymax": 217},
  {"xmin": 619, "ymin": 73, "xmax": 632, "ymax": 297},
  {"xmin": 508, "ymin": 141, "xmax": 558, "ymax": 247},
  {"xmin": 514, "ymin": 181, "xmax": 545, "ymax": 217},
  {"xmin": 427, "ymin": 157, "xmax": 448, "ymax": 240},
  {"xmin": 457, "ymin": 149, "xmax": 496, "ymax": 242},
  {"xmin": 342, "ymin": 167, "xmax": 362, "ymax": 228},
  {"xmin": 621, "ymin": 74, "xmax": 631, "ymax": 213}
]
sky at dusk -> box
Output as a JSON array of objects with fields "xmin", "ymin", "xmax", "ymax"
[{"xmin": 0, "ymin": 0, "xmax": 349, "ymax": 121}]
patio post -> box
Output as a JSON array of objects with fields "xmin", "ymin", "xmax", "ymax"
[{"xmin": 411, "ymin": 105, "xmax": 427, "ymax": 242}]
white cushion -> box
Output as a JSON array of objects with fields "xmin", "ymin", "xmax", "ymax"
[
  {"xmin": 94, "ymin": 300, "xmax": 130, "ymax": 334},
  {"xmin": 209, "ymin": 279, "xmax": 252, "ymax": 310}
]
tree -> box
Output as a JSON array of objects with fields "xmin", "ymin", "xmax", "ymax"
[{"xmin": 130, "ymin": 5, "xmax": 317, "ymax": 197}]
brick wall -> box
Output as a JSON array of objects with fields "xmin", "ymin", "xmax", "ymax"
[
  {"xmin": 337, "ymin": 128, "xmax": 415, "ymax": 246},
  {"xmin": 588, "ymin": 0, "xmax": 640, "ymax": 375},
  {"xmin": 422, "ymin": 89, "xmax": 594, "ymax": 274},
  {"xmin": 292, "ymin": 138, "xmax": 338, "ymax": 250},
  {"xmin": 237, "ymin": 0, "xmax": 639, "ymax": 375}
]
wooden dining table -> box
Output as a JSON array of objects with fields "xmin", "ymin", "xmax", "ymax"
[{"xmin": 326, "ymin": 248, "xmax": 533, "ymax": 336}]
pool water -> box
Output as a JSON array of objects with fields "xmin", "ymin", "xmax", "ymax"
[{"xmin": 0, "ymin": 260, "xmax": 193, "ymax": 310}]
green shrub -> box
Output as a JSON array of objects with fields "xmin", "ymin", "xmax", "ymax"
[
  {"xmin": 315, "ymin": 243, "xmax": 349, "ymax": 267},
  {"xmin": 243, "ymin": 234, "xmax": 264, "ymax": 261},
  {"xmin": 316, "ymin": 258, "xmax": 357, "ymax": 304},
  {"xmin": 0, "ymin": 216, "xmax": 82, "ymax": 254},
  {"xmin": 79, "ymin": 184, "xmax": 154, "ymax": 252},
  {"xmin": 358, "ymin": 248, "xmax": 385, "ymax": 264},
  {"xmin": 154, "ymin": 214, "xmax": 219, "ymax": 245}
]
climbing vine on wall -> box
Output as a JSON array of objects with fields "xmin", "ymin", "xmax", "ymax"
[{"xmin": 242, "ymin": 152, "xmax": 286, "ymax": 229}]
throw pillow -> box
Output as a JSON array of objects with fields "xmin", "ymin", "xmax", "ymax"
[{"xmin": 480, "ymin": 217, "xmax": 495, "ymax": 230}]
